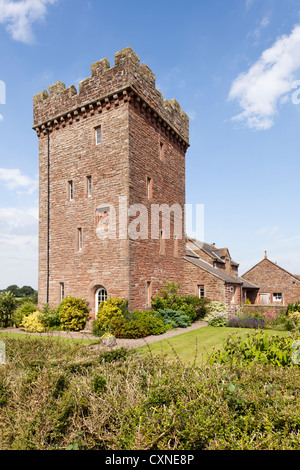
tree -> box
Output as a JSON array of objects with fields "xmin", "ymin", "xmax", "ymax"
[
  {"xmin": 18, "ymin": 286, "xmax": 36, "ymax": 298},
  {"xmin": 5, "ymin": 285, "xmax": 20, "ymax": 297},
  {"xmin": 0, "ymin": 291, "xmax": 17, "ymax": 328}
]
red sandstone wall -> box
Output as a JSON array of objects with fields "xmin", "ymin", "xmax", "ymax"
[
  {"xmin": 243, "ymin": 259, "xmax": 300, "ymax": 305},
  {"xmin": 38, "ymin": 102, "xmax": 131, "ymax": 316},
  {"xmin": 183, "ymin": 260, "xmax": 226, "ymax": 302},
  {"xmin": 127, "ymin": 104, "xmax": 186, "ymax": 310}
]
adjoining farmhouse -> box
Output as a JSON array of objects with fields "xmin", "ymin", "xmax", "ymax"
[
  {"xmin": 242, "ymin": 252, "xmax": 300, "ymax": 307},
  {"xmin": 183, "ymin": 239, "xmax": 259, "ymax": 314}
]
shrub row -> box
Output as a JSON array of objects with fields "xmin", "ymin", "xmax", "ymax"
[
  {"xmin": 1, "ymin": 335, "xmax": 300, "ymax": 450},
  {"xmin": 92, "ymin": 282, "xmax": 209, "ymax": 339}
]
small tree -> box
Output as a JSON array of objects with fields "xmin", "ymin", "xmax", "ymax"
[{"xmin": 0, "ymin": 291, "xmax": 17, "ymax": 328}]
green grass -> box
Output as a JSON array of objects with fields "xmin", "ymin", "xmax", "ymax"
[
  {"xmin": 0, "ymin": 331, "xmax": 98, "ymax": 345},
  {"xmin": 137, "ymin": 326, "xmax": 289, "ymax": 365}
]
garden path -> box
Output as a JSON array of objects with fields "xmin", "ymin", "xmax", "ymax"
[{"xmin": 0, "ymin": 320, "xmax": 208, "ymax": 349}]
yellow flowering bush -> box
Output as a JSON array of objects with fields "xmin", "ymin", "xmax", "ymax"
[
  {"xmin": 21, "ymin": 311, "xmax": 45, "ymax": 333},
  {"xmin": 96, "ymin": 298, "xmax": 125, "ymax": 332}
]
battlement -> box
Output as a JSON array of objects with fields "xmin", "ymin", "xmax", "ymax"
[{"xmin": 33, "ymin": 47, "xmax": 189, "ymax": 146}]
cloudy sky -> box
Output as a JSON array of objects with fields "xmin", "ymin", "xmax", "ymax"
[{"xmin": 0, "ymin": 0, "xmax": 300, "ymax": 289}]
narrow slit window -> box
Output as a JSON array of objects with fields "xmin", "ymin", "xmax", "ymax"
[
  {"xmin": 78, "ymin": 228, "xmax": 83, "ymax": 251},
  {"xmin": 174, "ymin": 235, "xmax": 179, "ymax": 258},
  {"xmin": 147, "ymin": 281, "xmax": 152, "ymax": 307},
  {"xmin": 60, "ymin": 282, "xmax": 65, "ymax": 301},
  {"xmin": 147, "ymin": 177, "xmax": 153, "ymax": 200},
  {"xmin": 95, "ymin": 126, "xmax": 101, "ymax": 145},
  {"xmin": 69, "ymin": 180, "xmax": 74, "ymax": 201},
  {"xmin": 160, "ymin": 230, "xmax": 165, "ymax": 255},
  {"xmin": 87, "ymin": 176, "xmax": 92, "ymax": 197},
  {"xmin": 159, "ymin": 142, "xmax": 164, "ymax": 161}
]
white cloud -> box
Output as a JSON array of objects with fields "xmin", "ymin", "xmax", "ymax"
[
  {"xmin": 229, "ymin": 24, "xmax": 300, "ymax": 130},
  {"xmin": 0, "ymin": 168, "xmax": 38, "ymax": 194},
  {"xmin": 0, "ymin": 114, "xmax": 3, "ymax": 121},
  {"xmin": 0, "ymin": 0, "xmax": 58, "ymax": 43},
  {"xmin": 0, "ymin": 207, "xmax": 38, "ymax": 288}
]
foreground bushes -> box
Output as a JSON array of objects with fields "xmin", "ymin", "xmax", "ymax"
[{"xmin": 1, "ymin": 335, "xmax": 300, "ymax": 450}]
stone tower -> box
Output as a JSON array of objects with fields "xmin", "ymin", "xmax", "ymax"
[{"xmin": 33, "ymin": 47, "xmax": 189, "ymax": 318}]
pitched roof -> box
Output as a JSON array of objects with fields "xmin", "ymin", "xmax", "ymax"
[
  {"xmin": 188, "ymin": 238, "xmax": 239, "ymax": 267},
  {"xmin": 243, "ymin": 257, "xmax": 300, "ymax": 283},
  {"xmin": 185, "ymin": 246, "xmax": 258, "ymax": 288}
]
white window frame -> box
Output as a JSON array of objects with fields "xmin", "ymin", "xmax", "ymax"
[
  {"xmin": 87, "ymin": 175, "xmax": 92, "ymax": 197},
  {"xmin": 60, "ymin": 282, "xmax": 64, "ymax": 301},
  {"xmin": 95, "ymin": 287, "xmax": 108, "ymax": 315},
  {"xmin": 78, "ymin": 228, "xmax": 82, "ymax": 251},
  {"xmin": 95, "ymin": 126, "xmax": 101, "ymax": 146},
  {"xmin": 273, "ymin": 293, "xmax": 283, "ymax": 302},
  {"xmin": 230, "ymin": 286, "xmax": 235, "ymax": 303},
  {"xmin": 198, "ymin": 285, "xmax": 205, "ymax": 299}
]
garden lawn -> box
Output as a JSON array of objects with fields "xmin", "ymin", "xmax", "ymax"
[
  {"xmin": 0, "ymin": 331, "xmax": 97, "ymax": 345},
  {"xmin": 137, "ymin": 326, "xmax": 289, "ymax": 365}
]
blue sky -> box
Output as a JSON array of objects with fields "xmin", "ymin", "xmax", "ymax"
[{"xmin": 0, "ymin": 0, "xmax": 300, "ymax": 289}]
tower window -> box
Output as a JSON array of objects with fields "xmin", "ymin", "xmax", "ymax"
[
  {"xmin": 78, "ymin": 228, "xmax": 83, "ymax": 251},
  {"xmin": 147, "ymin": 177, "xmax": 153, "ymax": 200},
  {"xmin": 174, "ymin": 235, "xmax": 179, "ymax": 258},
  {"xmin": 147, "ymin": 281, "xmax": 152, "ymax": 307},
  {"xmin": 160, "ymin": 230, "xmax": 165, "ymax": 255},
  {"xmin": 87, "ymin": 176, "xmax": 92, "ymax": 197},
  {"xmin": 60, "ymin": 282, "xmax": 65, "ymax": 301},
  {"xmin": 68, "ymin": 180, "xmax": 74, "ymax": 201},
  {"xmin": 95, "ymin": 126, "xmax": 101, "ymax": 145},
  {"xmin": 159, "ymin": 142, "xmax": 165, "ymax": 161}
]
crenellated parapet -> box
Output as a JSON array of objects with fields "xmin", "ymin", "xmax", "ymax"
[{"xmin": 33, "ymin": 47, "xmax": 189, "ymax": 149}]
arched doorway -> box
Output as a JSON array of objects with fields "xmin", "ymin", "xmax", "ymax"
[{"xmin": 95, "ymin": 286, "xmax": 108, "ymax": 316}]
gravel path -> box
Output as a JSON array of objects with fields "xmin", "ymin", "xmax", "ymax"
[{"xmin": 0, "ymin": 321, "xmax": 208, "ymax": 350}]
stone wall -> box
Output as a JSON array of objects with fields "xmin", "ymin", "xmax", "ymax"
[{"xmin": 243, "ymin": 259, "xmax": 300, "ymax": 306}]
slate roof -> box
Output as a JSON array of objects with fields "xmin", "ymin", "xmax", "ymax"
[
  {"xmin": 188, "ymin": 238, "xmax": 239, "ymax": 267},
  {"xmin": 185, "ymin": 246, "xmax": 259, "ymax": 289}
]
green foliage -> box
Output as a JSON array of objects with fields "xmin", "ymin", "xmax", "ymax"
[
  {"xmin": 1, "ymin": 284, "xmax": 37, "ymax": 299},
  {"xmin": 98, "ymin": 347, "xmax": 128, "ymax": 363},
  {"xmin": 0, "ymin": 291, "xmax": 17, "ymax": 328},
  {"xmin": 94, "ymin": 298, "xmax": 125, "ymax": 334},
  {"xmin": 2, "ymin": 335, "xmax": 300, "ymax": 450},
  {"xmin": 151, "ymin": 281, "xmax": 208, "ymax": 322},
  {"xmin": 157, "ymin": 308, "xmax": 192, "ymax": 328},
  {"xmin": 209, "ymin": 331, "xmax": 300, "ymax": 367},
  {"xmin": 57, "ymin": 296, "xmax": 90, "ymax": 331},
  {"xmin": 92, "ymin": 374, "xmax": 107, "ymax": 394},
  {"xmin": 40, "ymin": 304, "xmax": 61, "ymax": 330},
  {"xmin": 287, "ymin": 302, "xmax": 300, "ymax": 315},
  {"xmin": 12, "ymin": 301, "xmax": 38, "ymax": 328}
]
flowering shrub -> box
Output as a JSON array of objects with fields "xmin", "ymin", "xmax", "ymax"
[
  {"xmin": 204, "ymin": 303, "xmax": 228, "ymax": 327},
  {"xmin": 57, "ymin": 296, "xmax": 90, "ymax": 331},
  {"xmin": 93, "ymin": 298, "xmax": 125, "ymax": 335},
  {"xmin": 262, "ymin": 310, "xmax": 281, "ymax": 327},
  {"xmin": 227, "ymin": 317, "xmax": 266, "ymax": 329},
  {"xmin": 21, "ymin": 311, "xmax": 45, "ymax": 333}
]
